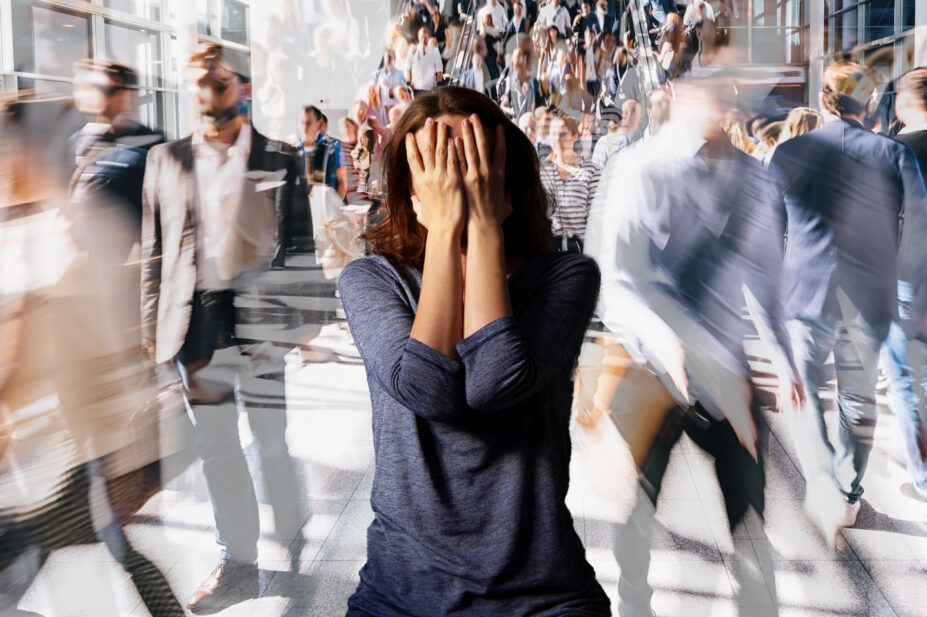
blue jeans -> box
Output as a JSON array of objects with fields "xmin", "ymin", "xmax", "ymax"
[
  {"xmin": 787, "ymin": 317, "xmax": 884, "ymax": 504},
  {"xmin": 881, "ymin": 318, "xmax": 927, "ymax": 497}
]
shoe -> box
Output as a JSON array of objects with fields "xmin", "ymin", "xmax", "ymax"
[
  {"xmin": 901, "ymin": 482, "xmax": 927, "ymax": 502},
  {"xmin": 187, "ymin": 562, "xmax": 259, "ymax": 614},
  {"xmin": 834, "ymin": 498, "xmax": 861, "ymax": 528},
  {"xmin": 803, "ymin": 476, "xmax": 845, "ymax": 548}
]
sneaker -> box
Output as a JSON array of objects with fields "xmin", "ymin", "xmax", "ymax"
[{"xmin": 834, "ymin": 499, "xmax": 861, "ymax": 528}]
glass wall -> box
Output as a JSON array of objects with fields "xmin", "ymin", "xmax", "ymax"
[{"xmin": 0, "ymin": 0, "xmax": 252, "ymax": 139}]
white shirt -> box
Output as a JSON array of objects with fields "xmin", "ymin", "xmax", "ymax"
[
  {"xmin": 591, "ymin": 130, "xmax": 630, "ymax": 169},
  {"xmin": 479, "ymin": 2, "xmax": 508, "ymax": 31},
  {"xmin": 538, "ymin": 3, "xmax": 571, "ymax": 37},
  {"xmin": 407, "ymin": 44, "xmax": 444, "ymax": 91},
  {"xmin": 193, "ymin": 123, "xmax": 276, "ymax": 290}
]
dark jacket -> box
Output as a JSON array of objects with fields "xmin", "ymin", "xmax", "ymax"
[
  {"xmin": 70, "ymin": 121, "xmax": 164, "ymax": 228},
  {"xmin": 771, "ymin": 119, "xmax": 927, "ymax": 339}
]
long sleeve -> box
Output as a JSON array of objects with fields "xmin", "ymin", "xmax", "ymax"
[
  {"xmin": 140, "ymin": 147, "xmax": 162, "ymax": 347},
  {"xmin": 898, "ymin": 145, "xmax": 927, "ymax": 340},
  {"xmin": 338, "ymin": 259, "xmax": 468, "ymax": 422},
  {"xmin": 455, "ymin": 255, "xmax": 599, "ymax": 412}
]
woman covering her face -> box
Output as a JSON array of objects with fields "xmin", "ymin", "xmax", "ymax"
[{"xmin": 338, "ymin": 87, "xmax": 608, "ymax": 616}]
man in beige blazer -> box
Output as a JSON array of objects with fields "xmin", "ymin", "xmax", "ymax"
[{"xmin": 140, "ymin": 44, "xmax": 303, "ymax": 614}]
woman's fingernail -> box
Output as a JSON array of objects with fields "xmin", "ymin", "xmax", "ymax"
[
  {"xmin": 426, "ymin": 117, "xmax": 433, "ymax": 125},
  {"xmin": 461, "ymin": 118, "xmax": 468, "ymax": 128}
]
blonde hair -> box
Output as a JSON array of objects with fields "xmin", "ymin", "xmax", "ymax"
[
  {"xmin": 778, "ymin": 106, "xmax": 823, "ymax": 143},
  {"xmin": 822, "ymin": 60, "xmax": 876, "ymax": 118}
]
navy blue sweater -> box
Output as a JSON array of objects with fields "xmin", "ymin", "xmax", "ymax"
[{"xmin": 338, "ymin": 252, "xmax": 609, "ymax": 617}]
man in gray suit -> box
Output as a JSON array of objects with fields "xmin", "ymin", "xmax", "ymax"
[
  {"xmin": 141, "ymin": 44, "xmax": 303, "ymax": 614},
  {"xmin": 770, "ymin": 60, "xmax": 927, "ymax": 542}
]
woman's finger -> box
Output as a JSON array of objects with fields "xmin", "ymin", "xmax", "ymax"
[
  {"xmin": 453, "ymin": 136, "xmax": 467, "ymax": 180},
  {"xmin": 419, "ymin": 117, "xmax": 435, "ymax": 170},
  {"xmin": 447, "ymin": 138, "xmax": 460, "ymax": 180},
  {"xmin": 405, "ymin": 133, "xmax": 424, "ymax": 177},
  {"xmin": 460, "ymin": 117, "xmax": 478, "ymax": 175},
  {"xmin": 435, "ymin": 121, "xmax": 448, "ymax": 175},
  {"xmin": 469, "ymin": 114, "xmax": 490, "ymax": 171}
]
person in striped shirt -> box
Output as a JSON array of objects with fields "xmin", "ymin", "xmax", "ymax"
[{"xmin": 539, "ymin": 114, "xmax": 600, "ymax": 252}]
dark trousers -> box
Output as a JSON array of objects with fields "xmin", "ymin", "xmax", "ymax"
[
  {"xmin": 615, "ymin": 402, "xmax": 775, "ymax": 616},
  {"xmin": 553, "ymin": 234, "xmax": 584, "ymax": 254}
]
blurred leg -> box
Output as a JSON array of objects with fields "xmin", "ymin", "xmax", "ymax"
[
  {"xmin": 882, "ymin": 321, "xmax": 927, "ymax": 497},
  {"xmin": 832, "ymin": 319, "xmax": 882, "ymax": 504},
  {"xmin": 180, "ymin": 346, "xmax": 260, "ymax": 565},
  {"xmin": 786, "ymin": 318, "xmax": 839, "ymax": 485},
  {"xmin": 238, "ymin": 342, "xmax": 304, "ymax": 544}
]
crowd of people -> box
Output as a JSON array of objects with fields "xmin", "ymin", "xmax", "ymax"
[{"xmin": 3, "ymin": 1, "xmax": 927, "ymax": 616}]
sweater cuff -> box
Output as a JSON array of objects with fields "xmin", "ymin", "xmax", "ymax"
[
  {"xmin": 406, "ymin": 337, "xmax": 464, "ymax": 375},
  {"xmin": 456, "ymin": 316, "xmax": 517, "ymax": 359}
]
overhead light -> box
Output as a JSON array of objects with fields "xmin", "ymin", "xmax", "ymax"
[{"xmin": 61, "ymin": 23, "xmax": 75, "ymax": 28}]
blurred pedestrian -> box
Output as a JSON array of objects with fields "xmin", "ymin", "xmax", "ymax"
[
  {"xmin": 770, "ymin": 61, "xmax": 927, "ymax": 541},
  {"xmin": 541, "ymin": 114, "xmax": 600, "ymax": 252},
  {"xmin": 141, "ymin": 45, "xmax": 304, "ymax": 613}
]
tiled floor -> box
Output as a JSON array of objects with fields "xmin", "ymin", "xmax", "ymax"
[{"xmin": 8, "ymin": 253, "xmax": 927, "ymax": 617}]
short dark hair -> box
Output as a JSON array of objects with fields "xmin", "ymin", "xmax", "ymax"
[
  {"xmin": 320, "ymin": 112, "xmax": 329, "ymax": 125},
  {"xmin": 74, "ymin": 59, "xmax": 138, "ymax": 89},
  {"xmin": 303, "ymin": 105, "xmax": 323, "ymax": 121}
]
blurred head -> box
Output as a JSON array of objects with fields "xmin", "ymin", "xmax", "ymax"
[
  {"xmin": 514, "ymin": 1, "xmax": 524, "ymax": 17},
  {"xmin": 342, "ymin": 117, "xmax": 359, "ymax": 142},
  {"xmin": 73, "ymin": 60, "xmax": 137, "ymax": 122},
  {"xmin": 779, "ymin": 106, "xmax": 823, "ymax": 142},
  {"xmin": 300, "ymin": 105, "xmax": 323, "ymax": 145},
  {"xmin": 187, "ymin": 44, "xmax": 244, "ymax": 126},
  {"xmin": 821, "ymin": 60, "xmax": 876, "ymax": 120},
  {"xmin": 547, "ymin": 25, "xmax": 559, "ymax": 44},
  {"xmin": 518, "ymin": 111, "xmax": 538, "ymax": 143},
  {"xmin": 535, "ymin": 106, "xmax": 553, "ymax": 138},
  {"xmin": 384, "ymin": 48, "xmax": 396, "ymax": 70},
  {"xmin": 614, "ymin": 46, "xmax": 628, "ymax": 68},
  {"xmin": 418, "ymin": 26, "xmax": 431, "ymax": 46},
  {"xmin": 320, "ymin": 113, "xmax": 329, "ymax": 135},
  {"xmin": 388, "ymin": 105, "xmax": 403, "ymax": 126},
  {"xmin": 396, "ymin": 85, "xmax": 414, "ymax": 104},
  {"xmin": 755, "ymin": 120, "xmax": 783, "ymax": 148},
  {"xmin": 364, "ymin": 86, "xmax": 552, "ymax": 266},
  {"xmin": 596, "ymin": 0, "xmax": 607, "ymax": 12},
  {"xmin": 647, "ymin": 88, "xmax": 672, "ymax": 134},
  {"xmin": 551, "ymin": 114, "xmax": 579, "ymax": 155},
  {"xmin": 896, "ymin": 67, "xmax": 927, "ymax": 127},
  {"xmin": 353, "ymin": 99, "xmax": 370, "ymax": 124},
  {"xmin": 664, "ymin": 13, "xmax": 683, "ymax": 52},
  {"xmin": 671, "ymin": 73, "xmax": 736, "ymax": 139},
  {"xmin": 581, "ymin": 1, "xmax": 591, "ymax": 16},
  {"xmin": 620, "ymin": 99, "xmax": 641, "ymax": 133}
]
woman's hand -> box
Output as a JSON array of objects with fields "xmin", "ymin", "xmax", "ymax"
[
  {"xmin": 458, "ymin": 114, "xmax": 511, "ymax": 227},
  {"xmin": 406, "ymin": 118, "xmax": 466, "ymax": 234}
]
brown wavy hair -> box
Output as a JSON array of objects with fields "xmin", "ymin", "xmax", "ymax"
[{"xmin": 363, "ymin": 86, "xmax": 553, "ymax": 269}]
